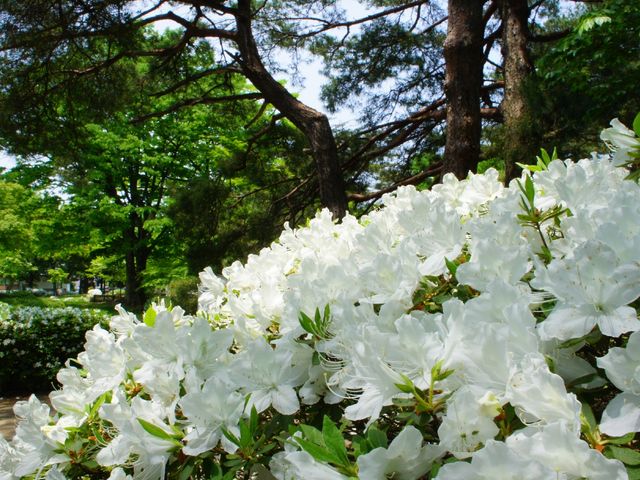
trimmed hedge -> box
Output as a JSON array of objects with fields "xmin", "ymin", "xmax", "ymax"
[{"xmin": 0, "ymin": 303, "xmax": 110, "ymax": 393}]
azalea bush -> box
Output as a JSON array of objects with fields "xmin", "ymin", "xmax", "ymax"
[
  {"xmin": 2, "ymin": 117, "xmax": 640, "ymax": 479},
  {"xmin": 0, "ymin": 305, "xmax": 109, "ymax": 393}
]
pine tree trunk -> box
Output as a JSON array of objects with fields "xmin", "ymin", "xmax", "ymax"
[
  {"xmin": 234, "ymin": 0, "xmax": 347, "ymax": 219},
  {"xmin": 443, "ymin": 0, "xmax": 484, "ymax": 179},
  {"xmin": 501, "ymin": 0, "xmax": 535, "ymax": 182}
]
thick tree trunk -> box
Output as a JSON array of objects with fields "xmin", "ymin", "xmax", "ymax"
[
  {"xmin": 442, "ymin": 0, "xmax": 484, "ymax": 179},
  {"xmin": 123, "ymin": 222, "xmax": 148, "ymax": 311},
  {"xmin": 234, "ymin": 0, "xmax": 347, "ymax": 219},
  {"xmin": 501, "ymin": 0, "xmax": 535, "ymax": 182}
]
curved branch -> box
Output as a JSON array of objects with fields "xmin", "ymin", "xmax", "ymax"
[
  {"xmin": 347, "ymin": 163, "xmax": 443, "ymax": 203},
  {"xmin": 132, "ymin": 92, "xmax": 263, "ymax": 123}
]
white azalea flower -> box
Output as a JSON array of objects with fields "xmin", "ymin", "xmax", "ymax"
[
  {"xmin": 601, "ymin": 118, "xmax": 640, "ymax": 166},
  {"xmin": 179, "ymin": 376, "xmax": 244, "ymax": 455},
  {"xmin": 506, "ymin": 421, "xmax": 627, "ymax": 479},
  {"xmin": 435, "ymin": 439, "xmax": 557, "ymax": 479},
  {"xmin": 437, "ymin": 385, "xmax": 501, "ymax": 458},
  {"xmin": 269, "ymin": 450, "xmax": 349, "ymax": 480},
  {"xmin": 233, "ymin": 339, "xmax": 308, "ymax": 415},
  {"xmin": 506, "ymin": 353, "xmax": 581, "ymax": 431},
  {"xmin": 357, "ymin": 425, "xmax": 443, "ymax": 479},
  {"xmin": 597, "ymin": 331, "xmax": 640, "ymax": 435},
  {"xmin": 533, "ymin": 240, "xmax": 640, "ymax": 340},
  {"xmin": 97, "ymin": 393, "xmax": 178, "ymax": 479}
]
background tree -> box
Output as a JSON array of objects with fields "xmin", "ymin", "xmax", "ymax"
[
  {"xmin": 1, "ymin": 28, "xmax": 320, "ymax": 308},
  {"xmin": 534, "ymin": 0, "xmax": 640, "ymax": 156},
  {"xmin": 0, "ymin": 0, "xmax": 348, "ymax": 217}
]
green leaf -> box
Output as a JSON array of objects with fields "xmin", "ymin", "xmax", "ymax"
[
  {"xmin": 606, "ymin": 445, "xmax": 640, "ymax": 465},
  {"xmin": 299, "ymin": 424, "xmax": 325, "ymax": 446},
  {"xmin": 222, "ymin": 426, "xmax": 241, "ymax": 447},
  {"xmin": 143, "ymin": 307, "xmax": 157, "ymax": 327},
  {"xmin": 178, "ymin": 461, "xmax": 196, "ymax": 480},
  {"xmin": 605, "ymin": 432, "xmax": 636, "ymax": 445},
  {"xmin": 568, "ymin": 372, "xmax": 598, "ymax": 388},
  {"xmin": 633, "ymin": 112, "xmax": 640, "ymax": 137},
  {"xmin": 137, "ymin": 418, "xmax": 180, "ymax": 445},
  {"xmin": 249, "ymin": 405, "xmax": 259, "ymax": 436},
  {"xmin": 444, "ymin": 257, "xmax": 457, "ymax": 276},
  {"xmin": 322, "ymin": 416, "xmax": 349, "ymax": 466},
  {"xmin": 581, "ymin": 403, "xmax": 597, "ymax": 432},
  {"xmin": 366, "ymin": 426, "xmax": 388, "ymax": 450},
  {"xmin": 87, "ymin": 391, "xmax": 109, "ymax": 419},
  {"xmin": 295, "ymin": 436, "xmax": 341, "ymax": 465},
  {"xmin": 627, "ymin": 465, "xmax": 640, "ymax": 480},
  {"xmin": 298, "ymin": 311, "xmax": 317, "ymax": 336},
  {"xmin": 524, "ymin": 175, "xmax": 535, "ymax": 205},
  {"xmin": 517, "ymin": 161, "xmax": 541, "ymax": 172},
  {"xmin": 394, "ymin": 373, "xmax": 415, "ymax": 394}
]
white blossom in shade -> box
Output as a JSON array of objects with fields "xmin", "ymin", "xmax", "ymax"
[
  {"xmin": 50, "ymin": 325, "xmax": 125, "ymax": 423},
  {"xmin": 44, "ymin": 467, "xmax": 66, "ymax": 480},
  {"xmin": 179, "ymin": 377, "xmax": 244, "ymax": 455},
  {"xmin": 109, "ymin": 304, "xmax": 140, "ymax": 337},
  {"xmin": 431, "ymin": 169, "xmax": 504, "ymax": 216},
  {"xmin": 506, "ymin": 422, "xmax": 627, "ymax": 479},
  {"xmin": 393, "ymin": 194, "xmax": 465, "ymax": 277},
  {"xmin": 97, "ymin": 392, "xmax": 178, "ymax": 479},
  {"xmin": 591, "ymin": 188, "xmax": 640, "ymax": 261},
  {"xmin": 439, "ymin": 286, "xmax": 540, "ymax": 394},
  {"xmin": 533, "ymin": 240, "xmax": 640, "ymax": 340},
  {"xmin": 0, "ymin": 432, "xmax": 18, "ymax": 479},
  {"xmin": 78, "ymin": 324, "xmax": 126, "ymax": 393},
  {"xmin": 233, "ymin": 339, "xmax": 308, "ymax": 415},
  {"xmin": 133, "ymin": 360, "xmax": 183, "ymax": 412},
  {"xmin": 435, "ymin": 439, "xmax": 557, "ymax": 479},
  {"xmin": 532, "ymin": 156, "xmax": 627, "ymax": 215},
  {"xmin": 198, "ymin": 266, "xmax": 226, "ymax": 312},
  {"xmin": 597, "ymin": 331, "xmax": 640, "ymax": 395},
  {"xmin": 506, "ymin": 353, "xmax": 581, "ymax": 431},
  {"xmin": 269, "ymin": 451, "xmax": 349, "ymax": 480},
  {"xmin": 342, "ymin": 339, "xmax": 406, "ymax": 425},
  {"xmin": 176, "ymin": 317, "xmax": 234, "ymax": 388},
  {"xmin": 598, "ymin": 393, "xmax": 640, "ymax": 438},
  {"xmin": 10, "ymin": 396, "xmax": 67, "ymax": 477},
  {"xmin": 601, "ymin": 118, "xmax": 640, "ymax": 166},
  {"xmin": 357, "ymin": 425, "xmax": 443, "ymax": 480},
  {"xmin": 596, "ymin": 331, "xmax": 640, "ymax": 435},
  {"xmin": 107, "ymin": 467, "xmax": 133, "ymax": 480},
  {"xmin": 49, "ymin": 366, "xmax": 92, "ymax": 422},
  {"xmin": 385, "ymin": 312, "xmax": 444, "ymax": 390},
  {"xmin": 456, "ymin": 197, "xmax": 531, "ymax": 292},
  {"xmin": 437, "ymin": 385, "xmax": 501, "ymax": 458}
]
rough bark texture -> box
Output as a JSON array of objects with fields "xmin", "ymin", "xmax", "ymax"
[
  {"xmin": 124, "ymin": 217, "xmax": 150, "ymax": 311},
  {"xmin": 235, "ymin": 0, "xmax": 347, "ymax": 219},
  {"xmin": 501, "ymin": 0, "xmax": 535, "ymax": 182},
  {"xmin": 442, "ymin": 0, "xmax": 484, "ymax": 179}
]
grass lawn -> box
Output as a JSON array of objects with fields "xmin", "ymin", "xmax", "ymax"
[{"xmin": 0, "ymin": 293, "xmax": 117, "ymax": 313}]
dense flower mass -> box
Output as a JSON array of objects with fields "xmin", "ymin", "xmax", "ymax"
[{"xmin": 2, "ymin": 118, "xmax": 640, "ymax": 479}]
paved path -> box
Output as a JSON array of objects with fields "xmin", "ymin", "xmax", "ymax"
[{"xmin": 0, "ymin": 394, "xmax": 51, "ymax": 440}]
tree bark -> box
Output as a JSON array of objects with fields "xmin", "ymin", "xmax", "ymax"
[
  {"xmin": 234, "ymin": 0, "xmax": 347, "ymax": 219},
  {"xmin": 442, "ymin": 0, "xmax": 484, "ymax": 179},
  {"xmin": 501, "ymin": 0, "xmax": 535, "ymax": 182},
  {"xmin": 123, "ymin": 216, "xmax": 149, "ymax": 311}
]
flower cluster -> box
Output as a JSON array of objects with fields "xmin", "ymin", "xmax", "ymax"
[
  {"xmin": 0, "ymin": 305, "xmax": 109, "ymax": 393},
  {"xmin": 2, "ymin": 118, "xmax": 640, "ymax": 479}
]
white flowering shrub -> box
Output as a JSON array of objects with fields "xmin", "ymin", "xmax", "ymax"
[
  {"xmin": 0, "ymin": 305, "xmax": 109, "ymax": 393},
  {"xmin": 2, "ymin": 116, "xmax": 640, "ymax": 479}
]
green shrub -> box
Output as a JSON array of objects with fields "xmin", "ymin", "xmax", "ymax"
[
  {"xmin": 167, "ymin": 277, "xmax": 199, "ymax": 314},
  {"xmin": 0, "ymin": 304, "xmax": 110, "ymax": 393}
]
